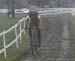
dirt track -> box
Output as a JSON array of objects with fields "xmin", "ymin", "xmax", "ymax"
[{"xmin": 23, "ymin": 15, "xmax": 70, "ymax": 61}]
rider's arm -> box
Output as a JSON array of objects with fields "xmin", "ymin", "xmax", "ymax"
[
  {"xmin": 25, "ymin": 15, "xmax": 30, "ymax": 31},
  {"xmin": 37, "ymin": 11, "xmax": 42, "ymax": 28},
  {"xmin": 26, "ymin": 15, "xmax": 30, "ymax": 24}
]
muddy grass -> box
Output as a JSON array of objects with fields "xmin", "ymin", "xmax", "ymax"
[
  {"xmin": 66, "ymin": 15, "xmax": 75, "ymax": 59},
  {"xmin": 5, "ymin": 14, "xmax": 75, "ymax": 61}
]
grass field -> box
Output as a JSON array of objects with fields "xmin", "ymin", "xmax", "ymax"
[
  {"xmin": 65, "ymin": 14, "xmax": 75, "ymax": 59},
  {"xmin": 0, "ymin": 13, "xmax": 75, "ymax": 61},
  {"xmin": 40, "ymin": 14, "xmax": 75, "ymax": 60},
  {"xmin": 0, "ymin": 13, "xmax": 30, "ymax": 61}
]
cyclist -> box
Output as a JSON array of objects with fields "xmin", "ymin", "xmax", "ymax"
[{"xmin": 25, "ymin": 9, "xmax": 42, "ymax": 47}]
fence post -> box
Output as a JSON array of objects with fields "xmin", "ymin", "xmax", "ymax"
[
  {"xmin": 3, "ymin": 30, "xmax": 6, "ymax": 58},
  {"xmin": 15, "ymin": 26, "xmax": 18, "ymax": 48},
  {"xmin": 24, "ymin": 19, "xmax": 26, "ymax": 34},
  {"xmin": 20, "ymin": 22, "xmax": 22, "ymax": 43}
]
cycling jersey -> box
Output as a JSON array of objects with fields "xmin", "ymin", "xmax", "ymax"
[{"xmin": 26, "ymin": 10, "xmax": 41, "ymax": 28}]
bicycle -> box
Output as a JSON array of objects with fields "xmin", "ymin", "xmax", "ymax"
[{"xmin": 30, "ymin": 26, "xmax": 40, "ymax": 56}]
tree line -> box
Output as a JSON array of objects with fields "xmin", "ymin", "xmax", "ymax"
[{"xmin": 0, "ymin": 0, "xmax": 75, "ymax": 8}]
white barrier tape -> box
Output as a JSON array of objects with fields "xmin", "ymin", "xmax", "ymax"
[
  {"xmin": 0, "ymin": 29, "xmax": 24, "ymax": 54},
  {"xmin": 0, "ymin": 48, "xmax": 4, "ymax": 54},
  {"xmin": 0, "ymin": 17, "xmax": 26, "ymax": 54},
  {"xmin": 41, "ymin": 13, "xmax": 64, "ymax": 15},
  {"xmin": 6, "ymin": 29, "xmax": 24, "ymax": 49},
  {"xmin": 0, "ymin": 32, "xmax": 4, "ymax": 36},
  {"xmin": 15, "ymin": 22, "xmax": 19, "ymax": 27},
  {"xmin": 19, "ymin": 18, "xmax": 25, "ymax": 23},
  {"xmin": 0, "ymin": 17, "xmax": 27, "ymax": 37},
  {"xmin": 5, "ymin": 25, "xmax": 15, "ymax": 33}
]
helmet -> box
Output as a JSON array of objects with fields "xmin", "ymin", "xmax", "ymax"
[{"xmin": 29, "ymin": 6, "xmax": 38, "ymax": 12}]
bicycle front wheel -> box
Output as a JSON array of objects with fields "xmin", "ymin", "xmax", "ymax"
[{"xmin": 31, "ymin": 26, "xmax": 39, "ymax": 56}]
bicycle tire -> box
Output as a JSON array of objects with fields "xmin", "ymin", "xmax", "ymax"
[{"xmin": 31, "ymin": 26, "xmax": 39, "ymax": 56}]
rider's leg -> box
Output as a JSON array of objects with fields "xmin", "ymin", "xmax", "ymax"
[
  {"xmin": 37, "ymin": 26, "xmax": 41, "ymax": 47},
  {"xmin": 29, "ymin": 27, "xmax": 32, "ymax": 39},
  {"xmin": 29, "ymin": 27, "xmax": 35, "ymax": 56}
]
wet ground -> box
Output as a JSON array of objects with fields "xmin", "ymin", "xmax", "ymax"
[{"xmin": 23, "ymin": 15, "xmax": 71, "ymax": 61}]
